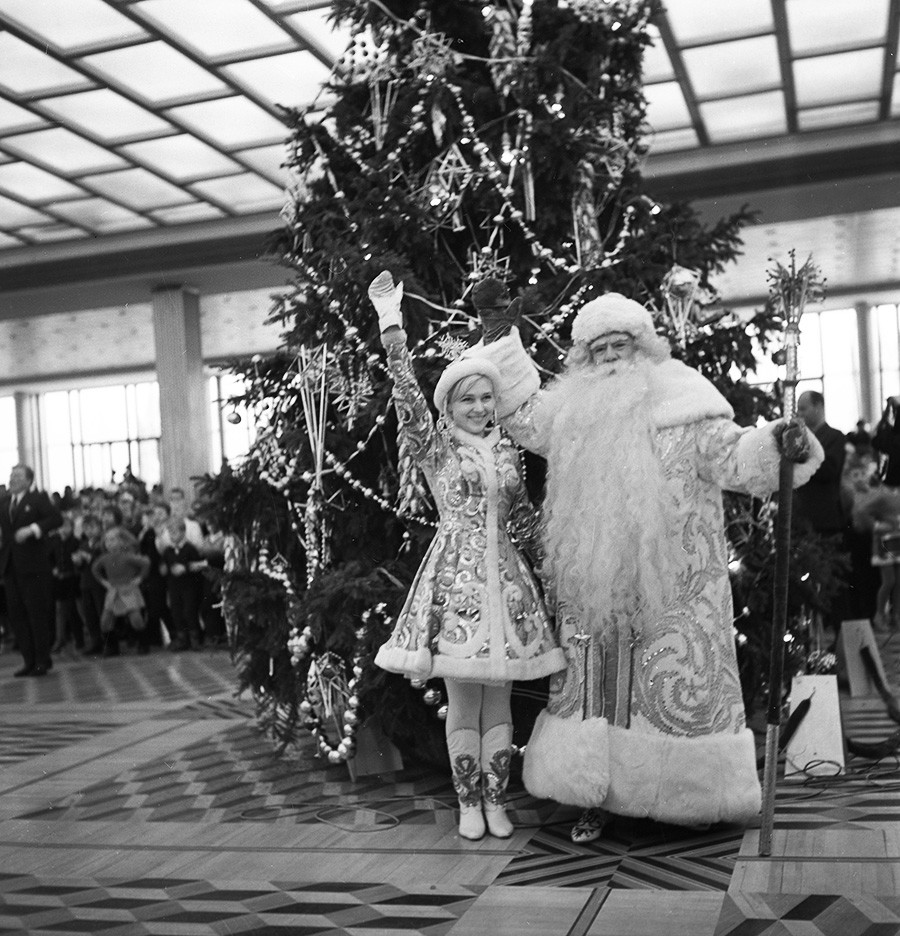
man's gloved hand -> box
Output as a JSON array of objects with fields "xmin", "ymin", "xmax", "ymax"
[
  {"xmin": 774, "ymin": 417, "xmax": 811, "ymax": 463},
  {"xmin": 472, "ymin": 277, "xmax": 520, "ymax": 345},
  {"xmin": 368, "ymin": 270, "xmax": 404, "ymax": 334}
]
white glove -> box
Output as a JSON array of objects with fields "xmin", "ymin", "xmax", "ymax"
[{"xmin": 368, "ymin": 271, "xmax": 404, "ymax": 333}]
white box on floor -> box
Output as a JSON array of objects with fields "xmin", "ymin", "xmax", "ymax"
[{"xmin": 784, "ymin": 674, "xmax": 845, "ymax": 779}]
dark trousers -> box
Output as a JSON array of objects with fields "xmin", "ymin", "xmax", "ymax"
[
  {"xmin": 142, "ymin": 574, "xmax": 171, "ymax": 647},
  {"xmin": 168, "ymin": 579, "xmax": 201, "ymax": 643},
  {"xmin": 78, "ymin": 580, "xmax": 105, "ymax": 650},
  {"xmin": 4, "ymin": 567, "xmax": 54, "ymax": 669}
]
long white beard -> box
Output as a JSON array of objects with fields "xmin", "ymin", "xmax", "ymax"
[{"xmin": 541, "ymin": 359, "xmax": 676, "ymax": 637}]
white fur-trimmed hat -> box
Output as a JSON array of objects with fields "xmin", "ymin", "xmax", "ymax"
[
  {"xmin": 571, "ymin": 292, "xmax": 655, "ymax": 346},
  {"xmin": 433, "ymin": 356, "xmax": 502, "ymax": 413}
]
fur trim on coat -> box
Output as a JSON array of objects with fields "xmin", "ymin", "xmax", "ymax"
[
  {"xmin": 523, "ymin": 710, "xmax": 761, "ymax": 826},
  {"xmin": 522, "ymin": 710, "xmax": 611, "ymax": 808},
  {"xmin": 374, "ymin": 644, "xmax": 432, "ymax": 680},
  {"xmin": 468, "ymin": 329, "xmax": 541, "ymax": 418}
]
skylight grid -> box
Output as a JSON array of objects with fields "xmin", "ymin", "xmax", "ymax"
[{"xmin": 0, "ymin": 0, "xmax": 896, "ymax": 248}]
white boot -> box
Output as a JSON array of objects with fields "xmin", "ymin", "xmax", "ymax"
[
  {"xmin": 481, "ymin": 723, "xmax": 514, "ymax": 839},
  {"xmin": 447, "ymin": 727, "xmax": 484, "ymax": 840}
]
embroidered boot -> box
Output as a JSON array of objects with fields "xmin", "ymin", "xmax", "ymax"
[
  {"xmin": 447, "ymin": 728, "xmax": 484, "ymax": 840},
  {"xmin": 481, "ymin": 723, "xmax": 514, "ymax": 838}
]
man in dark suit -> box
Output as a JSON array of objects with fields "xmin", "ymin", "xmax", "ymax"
[
  {"xmin": 795, "ymin": 390, "xmax": 848, "ymax": 536},
  {"xmin": 0, "ymin": 464, "xmax": 63, "ymax": 677}
]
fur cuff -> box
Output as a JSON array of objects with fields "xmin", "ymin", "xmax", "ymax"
[
  {"xmin": 603, "ymin": 726, "xmax": 761, "ymax": 826},
  {"xmin": 735, "ymin": 423, "xmax": 825, "ymax": 497},
  {"xmin": 468, "ymin": 328, "xmax": 540, "ymax": 418},
  {"xmin": 522, "ymin": 710, "xmax": 610, "ymax": 807},
  {"xmin": 374, "ymin": 644, "xmax": 433, "ymax": 680}
]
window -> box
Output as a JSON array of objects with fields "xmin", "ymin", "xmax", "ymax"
[
  {"xmin": 209, "ymin": 371, "xmax": 256, "ymax": 470},
  {"xmin": 873, "ymin": 304, "xmax": 900, "ymax": 409},
  {"xmin": 0, "ymin": 396, "xmax": 17, "ymax": 485},
  {"xmin": 42, "ymin": 382, "xmax": 161, "ymax": 494},
  {"xmin": 748, "ymin": 306, "xmax": 862, "ymax": 433}
]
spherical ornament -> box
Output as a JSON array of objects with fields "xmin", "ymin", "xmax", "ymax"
[
  {"xmin": 299, "ymin": 699, "xmax": 313, "ymax": 714},
  {"xmin": 347, "ymin": 695, "xmax": 359, "ymax": 709},
  {"xmin": 353, "ymin": 665, "xmax": 364, "ymax": 678},
  {"xmin": 423, "ymin": 688, "xmax": 442, "ymax": 706},
  {"xmin": 436, "ymin": 704, "xmax": 448, "ymax": 721},
  {"xmin": 327, "ymin": 749, "xmax": 343, "ymax": 764},
  {"xmin": 343, "ymin": 710, "xmax": 359, "ymax": 728},
  {"xmin": 225, "ymin": 411, "xmax": 242, "ymax": 424},
  {"xmin": 410, "ymin": 678, "xmax": 426, "ymax": 689},
  {"xmin": 251, "ymin": 354, "xmax": 262, "ymax": 364}
]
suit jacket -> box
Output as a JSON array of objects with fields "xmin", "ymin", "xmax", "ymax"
[
  {"xmin": 0, "ymin": 487, "xmax": 63, "ymax": 578},
  {"xmin": 794, "ymin": 421, "xmax": 848, "ymax": 534}
]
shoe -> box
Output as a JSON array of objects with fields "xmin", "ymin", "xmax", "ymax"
[
  {"xmin": 13, "ymin": 666, "xmax": 34, "ymax": 677},
  {"xmin": 458, "ymin": 802, "xmax": 486, "ymax": 841},
  {"xmin": 483, "ymin": 802, "xmax": 514, "ymax": 839},
  {"xmin": 571, "ymin": 808, "xmax": 607, "ymax": 843},
  {"xmin": 30, "ymin": 665, "xmax": 48, "ymax": 677}
]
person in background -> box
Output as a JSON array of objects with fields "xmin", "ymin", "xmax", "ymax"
[
  {"xmin": 161, "ymin": 517, "xmax": 206, "ymax": 651},
  {"xmin": 794, "ymin": 390, "xmax": 848, "ymax": 537},
  {"xmin": 160, "ymin": 488, "xmax": 204, "ymax": 549},
  {"xmin": 795, "ymin": 390, "xmax": 850, "ymax": 637},
  {"xmin": 139, "ymin": 502, "xmax": 172, "ymax": 649},
  {"xmin": 50, "ymin": 513, "xmax": 83, "ymax": 653},
  {"xmin": 92, "ymin": 526, "xmax": 151, "ymax": 656},
  {"xmin": 199, "ymin": 514, "xmax": 227, "ymax": 647},
  {"xmin": 99, "ymin": 503, "xmax": 123, "ymax": 534},
  {"xmin": 0, "ymin": 464, "xmax": 63, "ymax": 677},
  {"xmin": 873, "ymin": 395, "xmax": 900, "ymax": 488},
  {"xmin": 72, "ymin": 513, "xmax": 106, "ymax": 656}
]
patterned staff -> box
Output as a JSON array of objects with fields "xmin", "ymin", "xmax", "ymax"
[{"xmin": 759, "ymin": 251, "xmax": 825, "ymax": 856}]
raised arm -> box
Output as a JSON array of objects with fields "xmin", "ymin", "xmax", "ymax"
[{"xmin": 368, "ymin": 272, "xmax": 439, "ymax": 470}]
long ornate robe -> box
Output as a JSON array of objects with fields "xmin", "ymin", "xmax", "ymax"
[
  {"xmin": 374, "ymin": 340, "xmax": 566, "ymax": 685},
  {"xmin": 478, "ymin": 331, "xmax": 823, "ymax": 826}
]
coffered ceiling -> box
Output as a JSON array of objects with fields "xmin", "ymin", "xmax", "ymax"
[{"xmin": 0, "ymin": 0, "xmax": 897, "ymax": 311}]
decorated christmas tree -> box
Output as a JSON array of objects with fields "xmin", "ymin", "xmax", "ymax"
[{"xmin": 198, "ymin": 0, "xmax": 844, "ymax": 766}]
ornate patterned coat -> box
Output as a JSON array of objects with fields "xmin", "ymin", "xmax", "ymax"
[
  {"xmin": 374, "ymin": 341, "xmax": 566, "ymax": 684},
  {"xmin": 477, "ymin": 331, "xmax": 824, "ymax": 826}
]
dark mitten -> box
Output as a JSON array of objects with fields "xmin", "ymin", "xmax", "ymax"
[
  {"xmin": 472, "ymin": 278, "xmax": 519, "ymax": 344},
  {"xmin": 774, "ymin": 417, "xmax": 811, "ymax": 463}
]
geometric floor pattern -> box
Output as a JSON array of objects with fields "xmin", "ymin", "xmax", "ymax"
[
  {"xmin": 498, "ymin": 816, "xmax": 743, "ymax": 891},
  {"xmin": 3, "ymin": 629, "xmax": 900, "ymax": 936},
  {"xmin": 715, "ymin": 893, "xmax": 900, "ymax": 936},
  {"xmin": 16, "ymin": 723, "xmax": 457, "ymax": 825},
  {"xmin": 0, "ymin": 873, "xmax": 485, "ymax": 935},
  {"xmin": 0, "ymin": 721, "xmax": 121, "ymax": 767}
]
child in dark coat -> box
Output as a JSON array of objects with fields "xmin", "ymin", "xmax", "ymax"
[{"xmin": 161, "ymin": 517, "xmax": 206, "ymax": 651}]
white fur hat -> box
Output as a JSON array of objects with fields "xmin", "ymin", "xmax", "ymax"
[
  {"xmin": 571, "ymin": 292, "xmax": 655, "ymax": 345},
  {"xmin": 433, "ymin": 356, "xmax": 502, "ymax": 413}
]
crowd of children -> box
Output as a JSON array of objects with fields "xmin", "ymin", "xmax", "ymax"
[{"xmin": 44, "ymin": 483, "xmax": 227, "ymax": 657}]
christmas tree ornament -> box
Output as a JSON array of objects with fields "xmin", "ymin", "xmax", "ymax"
[
  {"xmin": 661, "ymin": 264, "xmax": 702, "ymax": 347},
  {"xmin": 572, "ymin": 158, "xmax": 604, "ymax": 269}
]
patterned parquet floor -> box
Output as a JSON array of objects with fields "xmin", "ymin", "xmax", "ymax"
[{"xmin": 1, "ymin": 631, "xmax": 900, "ymax": 936}]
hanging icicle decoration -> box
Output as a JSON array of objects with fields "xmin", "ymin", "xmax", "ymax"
[
  {"xmin": 297, "ymin": 345, "xmax": 330, "ymax": 585},
  {"xmin": 572, "ymin": 158, "xmax": 604, "ymax": 269}
]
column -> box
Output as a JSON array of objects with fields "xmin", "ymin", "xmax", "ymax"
[
  {"xmin": 855, "ymin": 301, "xmax": 876, "ymax": 425},
  {"xmin": 151, "ymin": 285, "xmax": 210, "ymax": 493}
]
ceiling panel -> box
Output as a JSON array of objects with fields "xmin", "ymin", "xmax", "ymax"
[
  {"xmin": 0, "ymin": 0, "xmax": 145, "ymax": 51},
  {"xmin": 0, "ymin": 0, "xmax": 897, "ymax": 272}
]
